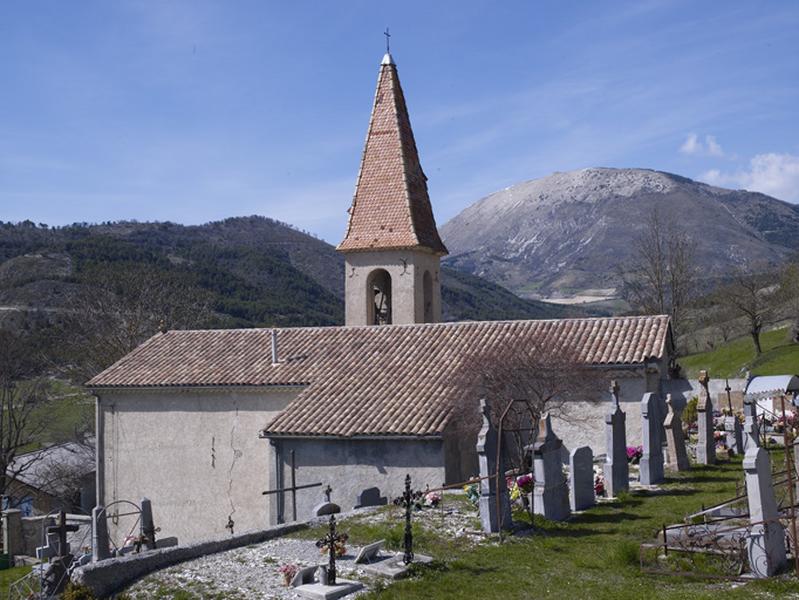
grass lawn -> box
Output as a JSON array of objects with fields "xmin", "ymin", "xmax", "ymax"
[
  {"xmin": 1, "ymin": 564, "xmax": 32, "ymax": 596},
  {"xmin": 680, "ymin": 327, "xmax": 799, "ymax": 378},
  {"xmin": 300, "ymin": 458, "xmax": 799, "ymax": 599}
]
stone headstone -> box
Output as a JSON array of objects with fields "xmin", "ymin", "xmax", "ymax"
[
  {"xmin": 354, "ymin": 487, "xmax": 387, "ymax": 509},
  {"xmin": 92, "ymin": 505, "xmax": 111, "ymax": 562},
  {"xmin": 476, "ymin": 398, "xmax": 512, "ymax": 532},
  {"xmin": 314, "ymin": 502, "xmax": 341, "ymax": 517},
  {"xmin": 696, "ymin": 370, "xmax": 717, "ymax": 465},
  {"xmin": 744, "ymin": 446, "xmax": 787, "ymax": 577},
  {"xmin": 533, "ymin": 414, "xmax": 570, "ymax": 521},
  {"xmin": 640, "ymin": 392, "xmax": 665, "ymax": 485},
  {"xmin": 569, "ymin": 446, "xmax": 595, "ymax": 512},
  {"xmin": 140, "ymin": 497, "xmax": 157, "ymax": 550},
  {"xmin": 743, "ymin": 398, "xmax": 760, "ymax": 452},
  {"xmin": 725, "ymin": 415, "xmax": 744, "ymax": 455},
  {"xmin": 354, "ymin": 539, "xmax": 385, "ymax": 564},
  {"xmin": 663, "ymin": 394, "xmax": 690, "ymax": 471},
  {"xmin": 604, "ymin": 380, "xmax": 630, "ymax": 496},
  {"xmin": 291, "ymin": 565, "xmax": 319, "ymax": 587},
  {"xmin": 36, "ymin": 532, "xmax": 64, "ymax": 560}
]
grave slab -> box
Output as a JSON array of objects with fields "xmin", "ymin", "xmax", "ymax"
[
  {"xmin": 360, "ymin": 553, "xmax": 433, "ymax": 580},
  {"xmin": 295, "ymin": 579, "xmax": 364, "ymax": 600},
  {"xmin": 354, "ymin": 539, "xmax": 385, "ymax": 564}
]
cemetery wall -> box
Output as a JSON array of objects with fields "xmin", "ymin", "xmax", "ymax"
[
  {"xmin": 96, "ymin": 386, "xmax": 299, "ymax": 545},
  {"xmin": 269, "ymin": 437, "xmax": 445, "ymax": 524}
]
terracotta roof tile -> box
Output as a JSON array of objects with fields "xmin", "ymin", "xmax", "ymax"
[
  {"xmin": 88, "ymin": 316, "xmax": 671, "ymax": 437},
  {"xmin": 338, "ymin": 55, "xmax": 448, "ymax": 255}
]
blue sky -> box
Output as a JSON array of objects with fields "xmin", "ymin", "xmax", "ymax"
[{"xmin": 2, "ymin": 1, "xmax": 798, "ymax": 243}]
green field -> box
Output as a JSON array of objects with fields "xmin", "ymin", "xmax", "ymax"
[
  {"xmin": 1, "ymin": 564, "xmax": 33, "ymax": 596},
  {"xmin": 680, "ymin": 327, "xmax": 799, "ymax": 379}
]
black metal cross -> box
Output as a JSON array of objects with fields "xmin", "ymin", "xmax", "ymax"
[
  {"xmin": 393, "ymin": 474, "xmax": 423, "ymax": 565},
  {"xmin": 725, "ymin": 378, "xmax": 733, "ymax": 414},
  {"xmin": 47, "ymin": 510, "xmax": 79, "ymax": 557},
  {"xmin": 261, "ymin": 450, "xmax": 322, "ymax": 522},
  {"xmin": 316, "ymin": 515, "xmax": 347, "ymax": 586},
  {"xmin": 324, "ymin": 485, "xmax": 332, "ymax": 503},
  {"xmin": 384, "ymin": 28, "xmax": 391, "ymax": 53}
]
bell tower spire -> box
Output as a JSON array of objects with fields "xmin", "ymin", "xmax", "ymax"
[{"xmin": 338, "ymin": 49, "xmax": 447, "ymax": 326}]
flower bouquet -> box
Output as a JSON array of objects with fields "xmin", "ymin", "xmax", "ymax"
[
  {"xmin": 279, "ymin": 563, "xmax": 298, "ymax": 586},
  {"xmin": 626, "ymin": 445, "xmax": 643, "ymax": 464}
]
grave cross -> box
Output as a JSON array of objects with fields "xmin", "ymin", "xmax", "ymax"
[
  {"xmin": 316, "ymin": 515, "xmax": 347, "ymax": 586},
  {"xmin": 47, "ymin": 510, "xmax": 79, "ymax": 557},
  {"xmin": 610, "ymin": 379, "xmax": 621, "ymax": 410},
  {"xmin": 261, "ymin": 450, "xmax": 322, "ymax": 522},
  {"xmin": 324, "ymin": 485, "xmax": 332, "ymax": 503},
  {"xmin": 725, "ymin": 379, "xmax": 733, "ymax": 414},
  {"xmin": 393, "ymin": 474, "xmax": 423, "ymax": 565}
]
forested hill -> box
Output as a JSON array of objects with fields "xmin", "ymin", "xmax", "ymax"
[{"xmin": 0, "ymin": 216, "xmax": 576, "ymax": 341}]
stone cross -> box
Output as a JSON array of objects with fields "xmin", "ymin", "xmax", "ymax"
[
  {"xmin": 604, "ymin": 382, "xmax": 629, "ymax": 496},
  {"xmin": 696, "ymin": 370, "xmax": 717, "ymax": 465},
  {"xmin": 569, "ymin": 446, "xmax": 595, "ymax": 512},
  {"xmin": 475, "ymin": 398, "xmax": 512, "ymax": 533},
  {"xmin": 533, "ymin": 414, "xmax": 570, "ymax": 520},
  {"xmin": 663, "ymin": 394, "xmax": 690, "ymax": 471},
  {"xmin": 744, "ymin": 446, "xmax": 787, "ymax": 577},
  {"xmin": 639, "ymin": 392, "xmax": 665, "ymax": 485}
]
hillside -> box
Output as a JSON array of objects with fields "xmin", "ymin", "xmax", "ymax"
[
  {"xmin": 679, "ymin": 326, "xmax": 799, "ymax": 379},
  {"xmin": 0, "ymin": 216, "xmax": 575, "ymax": 346},
  {"xmin": 441, "ymin": 168, "xmax": 799, "ymax": 302}
]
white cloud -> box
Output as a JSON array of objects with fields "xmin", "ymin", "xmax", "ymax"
[
  {"xmin": 700, "ymin": 153, "xmax": 799, "ymax": 202},
  {"xmin": 679, "ymin": 133, "xmax": 701, "ymax": 154},
  {"xmin": 679, "ymin": 133, "xmax": 725, "ymax": 157}
]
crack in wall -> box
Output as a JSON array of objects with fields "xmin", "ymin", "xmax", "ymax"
[{"xmin": 226, "ymin": 406, "xmax": 242, "ymax": 534}]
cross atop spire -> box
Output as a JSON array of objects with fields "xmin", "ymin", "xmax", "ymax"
[{"xmin": 384, "ymin": 27, "xmax": 391, "ymax": 53}]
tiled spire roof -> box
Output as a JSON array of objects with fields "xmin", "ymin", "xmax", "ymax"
[{"xmin": 338, "ymin": 53, "xmax": 448, "ymax": 255}]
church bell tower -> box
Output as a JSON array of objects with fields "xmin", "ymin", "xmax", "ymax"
[{"xmin": 337, "ymin": 51, "xmax": 448, "ymax": 326}]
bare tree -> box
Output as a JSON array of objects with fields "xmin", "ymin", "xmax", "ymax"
[
  {"xmin": 452, "ymin": 338, "xmax": 607, "ymax": 473},
  {"xmin": 57, "ymin": 265, "xmax": 214, "ymax": 381},
  {"xmin": 0, "ymin": 331, "xmax": 52, "ymax": 510},
  {"xmin": 716, "ymin": 269, "xmax": 777, "ymax": 355},
  {"xmin": 619, "ymin": 207, "xmax": 697, "ymax": 338}
]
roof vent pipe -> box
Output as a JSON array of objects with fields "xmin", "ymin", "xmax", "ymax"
[{"xmin": 271, "ymin": 329, "xmax": 279, "ymax": 365}]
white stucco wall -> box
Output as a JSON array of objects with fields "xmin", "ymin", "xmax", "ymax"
[
  {"xmin": 267, "ymin": 437, "xmax": 446, "ymax": 524},
  {"xmin": 96, "ymin": 387, "xmax": 299, "ymax": 545}
]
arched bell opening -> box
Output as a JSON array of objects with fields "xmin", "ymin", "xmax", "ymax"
[
  {"xmin": 423, "ymin": 270, "xmax": 434, "ymax": 323},
  {"xmin": 367, "ymin": 269, "xmax": 392, "ymax": 325}
]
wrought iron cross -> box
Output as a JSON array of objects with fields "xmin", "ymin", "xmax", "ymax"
[
  {"xmin": 393, "ymin": 474, "xmax": 423, "ymax": 565},
  {"xmin": 384, "ymin": 28, "xmax": 391, "ymax": 53},
  {"xmin": 725, "ymin": 378, "xmax": 733, "ymax": 414},
  {"xmin": 316, "ymin": 515, "xmax": 347, "ymax": 586},
  {"xmin": 47, "ymin": 510, "xmax": 79, "ymax": 557},
  {"xmin": 324, "ymin": 485, "xmax": 332, "ymax": 503}
]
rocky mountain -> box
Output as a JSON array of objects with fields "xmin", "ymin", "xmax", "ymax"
[
  {"xmin": 441, "ymin": 168, "xmax": 799, "ymax": 302},
  {"xmin": 0, "ymin": 216, "xmax": 576, "ymax": 336}
]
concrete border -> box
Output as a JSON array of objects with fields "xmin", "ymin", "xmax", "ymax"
[{"xmin": 71, "ymin": 521, "xmax": 307, "ymax": 598}]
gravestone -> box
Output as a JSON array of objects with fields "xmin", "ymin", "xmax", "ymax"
[
  {"xmin": 92, "ymin": 505, "xmax": 111, "ymax": 562},
  {"xmin": 640, "ymin": 392, "xmax": 665, "ymax": 485},
  {"xmin": 742, "ymin": 398, "xmax": 760, "ymax": 452},
  {"xmin": 354, "ymin": 487, "xmax": 387, "ymax": 509},
  {"xmin": 725, "ymin": 415, "xmax": 744, "ymax": 455},
  {"xmin": 476, "ymin": 398, "xmax": 512, "ymax": 532},
  {"xmin": 533, "ymin": 414, "xmax": 570, "ymax": 521},
  {"xmin": 141, "ymin": 497, "xmax": 157, "ymax": 550},
  {"xmin": 663, "ymin": 394, "xmax": 690, "ymax": 471},
  {"xmin": 354, "ymin": 539, "xmax": 385, "ymax": 564},
  {"xmin": 2, "ymin": 509, "xmax": 23, "ymax": 557},
  {"xmin": 696, "ymin": 370, "xmax": 717, "ymax": 465},
  {"xmin": 604, "ymin": 380, "xmax": 629, "ymax": 496},
  {"xmin": 744, "ymin": 446, "xmax": 787, "ymax": 577},
  {"xmin": 291, "ymin": 565, "xmax": 319, "ymax": 587},
  {"xmin": 314, "ymin": 485, "xmax": 341, "ymax": 517},
  {"xmin": 569, "ymin": 446, "xmax": 595, "ymax": 512}
]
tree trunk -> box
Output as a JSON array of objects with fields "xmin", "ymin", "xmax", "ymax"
[{"xmin": 751, "ymin": 329, "xmax": 763, "ymax": 355}]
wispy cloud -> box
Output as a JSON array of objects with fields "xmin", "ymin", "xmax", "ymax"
[
  {"xmin": 679, "ymin": 133, "xmax": 725, "ymax": 157},
  {"xmin": 701, "ymin": 153, "xmax": 799, "ymax": 202}
]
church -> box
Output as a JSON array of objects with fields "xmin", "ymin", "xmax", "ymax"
[{"xmin": 88, "ymin": 51, "xmax": 674, "ymax": 544}]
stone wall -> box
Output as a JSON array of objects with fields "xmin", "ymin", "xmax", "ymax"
[
  {"xmin": 269, "ymin": 437, "xmax": 445, "ymax": 524},
  {"xmin": 97, "ymin": 387, "xmax": 299, "ymax": 545},
  {"xmin": 72, "ymin": 521, "xmax": 307, "ymax": 598}
]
